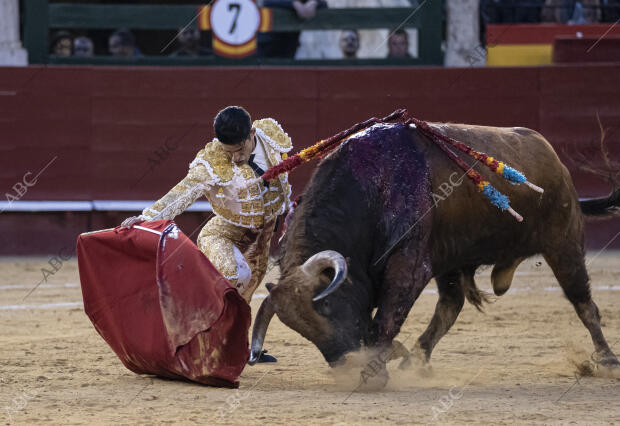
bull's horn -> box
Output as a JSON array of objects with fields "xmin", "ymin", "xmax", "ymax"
[
  {"xmin": 301, "ymin": 250, "xmax": 348, "ymax": 302},
  {"xmin": 248, "ymin": 295, "xmax": 275, "ymax": 365}
]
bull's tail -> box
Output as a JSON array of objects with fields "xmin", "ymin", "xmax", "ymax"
[
  {"xmin": 580, "ymin": 188, "xmax": 620, "ymax": 217},
  {"xmin": 462, "ymin": 272, "xmax": 495, "ymax": 312}
]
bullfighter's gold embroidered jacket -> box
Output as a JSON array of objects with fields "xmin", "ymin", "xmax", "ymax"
[{"xmin": 140, "ymin": 118, "xmax": 293, "ymax": 228}]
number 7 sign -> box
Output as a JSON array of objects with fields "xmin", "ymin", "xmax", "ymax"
[{"xmin": 198, "ymin": 0, "xmax": 273, "ymax": 58}]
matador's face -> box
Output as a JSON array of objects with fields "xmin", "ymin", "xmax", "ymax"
[{"xmin": 222, "ymin": 127, "xmax": 257, "ymax": 166}]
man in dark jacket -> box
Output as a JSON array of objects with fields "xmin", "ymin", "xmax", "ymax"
[{"xmin": 257, "ymin": 0, "xmax": 328, "ymax": 58}]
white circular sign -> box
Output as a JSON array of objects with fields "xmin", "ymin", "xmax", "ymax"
[{"xmin": 211, "ymin": 0, "xmax": 261, "ymax": 46}]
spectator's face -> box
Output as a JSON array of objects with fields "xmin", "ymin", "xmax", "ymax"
[
  {"xmin": 73, "ymin": 38, "xmax": 94, "ymax": 57},
  {"xmin": 53, "ymin": 38, "xmax": 72, "ymax": 57},
  {"xmin": 221, "ymin": 128, "xmax": 256, "ymax": 166},
  {"xmin": 340, "ymin": 31, "xmax": 359, "ymax": 58},
  {"xmin": 388, "ymin": 33, "xmax": 409, "ymax": 57},
  {"xmin": 178, "ymin": 28, "xmax": 200, "ymax": 48},
  {"xmin": 109, "ymin": 35, "xmax": 134, "ymax": 57}
]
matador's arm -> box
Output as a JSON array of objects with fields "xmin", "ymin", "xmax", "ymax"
[{"xmin": 139, "ymin": 164, "xmax": 215, "ymax": 221}]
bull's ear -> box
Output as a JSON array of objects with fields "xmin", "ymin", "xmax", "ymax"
[{"xmin": 265, "ymin": 282, "xmax": 277, "ymax": 293}]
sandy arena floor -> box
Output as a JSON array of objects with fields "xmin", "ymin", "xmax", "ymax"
[{"xmin": 1, "ymin": 251, "xmax": 619, "ymax": 425}]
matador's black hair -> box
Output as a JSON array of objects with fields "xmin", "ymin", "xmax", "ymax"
[{"xmin": 214, "ymin": 106, "xmax": 252, "ymax": 145}]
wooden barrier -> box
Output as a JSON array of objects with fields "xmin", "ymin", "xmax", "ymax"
[
  {"xmin": 0, "ymin": 64, "xmax": 618, "ymax": 253},
  {"xmin": 486, "ymin": 23, "xmax": 620, "ymax": 66},
  {"xmin": 553, "ymin": 35, "xmax": 620, "ymax": 63}
]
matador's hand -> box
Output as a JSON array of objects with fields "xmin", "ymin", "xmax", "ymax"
[{"xmin": 120, "ymin": 216, "xmax": 144, "ymax": 228}]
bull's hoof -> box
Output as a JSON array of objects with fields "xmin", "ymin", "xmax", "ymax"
[
  {"xmin": 398, "ymin": 357, "xmax": 412, "ymax": 370},
  {"xmin": 358, "ymin": 366, "xmax": 389, "ymax": 391},
  {"xmin": 400, "ymin": 356, "xmax": 433, "ymax": 377},
  {"xmin": 415, "ymin": 363, "xmax": 434, "ymax": 378},
  {"xmin": 397, "ymin": 354, "xmax": 434, "ymax": 376},
  {"xmin": 599, "ymin": 356, "xmax": 620, "ymax": 368},
  {"xmin": 389, "ymin": 340, "xmax": 412, "ymax": 363},
  {"xmin": 409, "ymin": 342, "xmax": 430, "ymax": 364},
  {"xmin": 402, "ymin": 342, "xmax": 433, "ymax": 376},
  {"xmin": 591, "ymin": 349, "xmax": 620, "ymax": 367}
]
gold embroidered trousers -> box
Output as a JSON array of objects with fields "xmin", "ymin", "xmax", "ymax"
[{"xmin": 197, "ymin": 216, "xmax": 275, "ymax": 303}]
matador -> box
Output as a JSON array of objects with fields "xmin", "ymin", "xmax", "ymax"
[{"xmin": 121, "ymin": 106, "xmax": 293, "ymax": 304}]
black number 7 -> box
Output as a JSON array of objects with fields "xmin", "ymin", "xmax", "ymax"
[{"xmin": 228, "ymin": 3, "xmax": 241, "ymax": 34}]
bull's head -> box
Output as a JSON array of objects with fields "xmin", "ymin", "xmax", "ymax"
[{"xmin": 249, "ymin": 250, "xmax": 368, "ymax": 366}]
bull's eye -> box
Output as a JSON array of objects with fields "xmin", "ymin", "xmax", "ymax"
[{"xmin": 319, "ymin": 299, "xmax": 330, "ymax": 315}]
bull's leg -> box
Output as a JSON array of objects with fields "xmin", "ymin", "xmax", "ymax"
[
  {"xmin": 367, "ymin": 247, "xmax": 433, "ymax": 356},
  {"xmin": 388, "ymin": 340, "xmax": 412, "ymax": 362},
  {"xmin": 412, "ymin": 270, "xmax": 465, "ymax": 365},
  {"xmin": 356, "ymin": 248, "xmax": 431, "ymax": 389},
  {"xmin": 367, "ymin": 339, "xmax": 415, "ymax": 371},
  {"xmin": 544, "ymin": 246, "xmax": 619, "ymax": 367}
]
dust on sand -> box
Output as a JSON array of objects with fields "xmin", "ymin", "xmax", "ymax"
[{"xmin": 1, "ymin": 252, "xmax": 619, "ymax": 425}]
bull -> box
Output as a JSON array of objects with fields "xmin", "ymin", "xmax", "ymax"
[{"xmin": 249, "ymin": 120, "xmax": 620, "ymax": 385}]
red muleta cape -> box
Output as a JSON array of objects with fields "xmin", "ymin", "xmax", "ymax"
[{"xmin": 76, "ymin": 220, "xmax": 251, "ymax": 388}]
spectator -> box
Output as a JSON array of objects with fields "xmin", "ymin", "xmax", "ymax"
[
  {"xmin": 602, "ymin": 0, "xmax": 620, "ymax": 22},
  {"xmin": 108, "ymin": 29, "xmax": 141, "ymax": 57},
  {"xmin": 542, "ymin": 0, "xmax": 576, "ymax": 22},
  {"xmin": 387, "ymin": 29, "xmax": 410, "ymax": 58},
  {"xmin": 50, "ymin": 31, "xmax": 72, "ymax": 57},
  {"xmin": 580, "ymin": 0, "xmax": 602, "ymax": 22},
  {"xmin": 542, "ymin": 0, "xmax": 600, "ymax": 23},
  {"xmin": 480, "ymin": 0, "xmax": 500, "ymax": 26},
  {"xmin": 569, "ymin": 1, "xmax": 588, "ymax": 22},
  {"xmin": 503, "ymin": 0, "xmax": 545, "ymax": 22},
  {"xmin": 257, "ymin": 0, "xmax": 328, "ymax": 58},
  {"xmin": 73, "ymin": 36, "xmax": 94, "ymax": 57},
  {"xmin": 170, "ymin": 27, "xmax": 201, "ymax": 57},
  {"xmin": 481, "ymin": 0, "xmax": 544, "ymax": 23},
  {"xmin": 339, "ymin": 29, "xmax": 360, "ymax": 59}
]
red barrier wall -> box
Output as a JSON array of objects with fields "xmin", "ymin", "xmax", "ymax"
[{"xmin": 0, "ymin": 65, "xmax": 618, "ymax": 253}]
